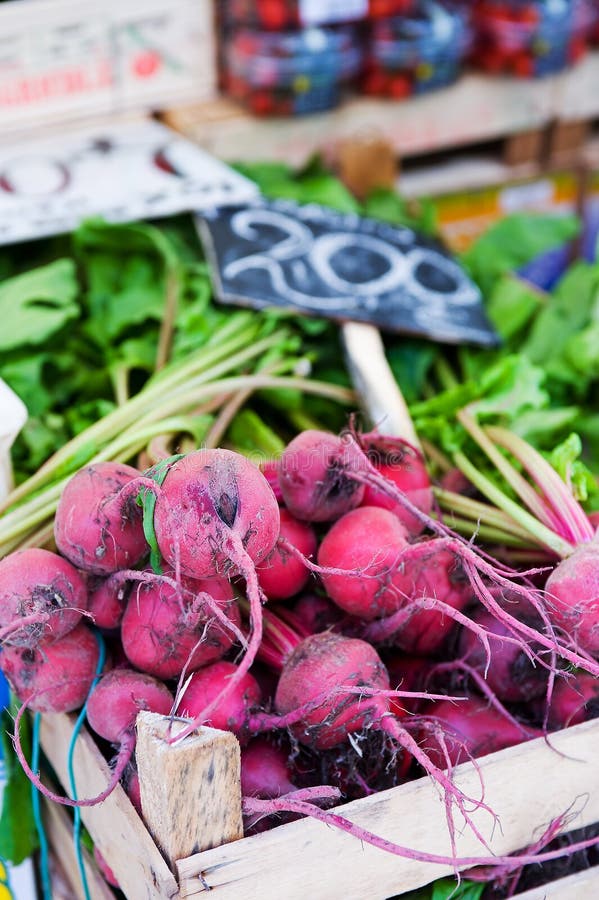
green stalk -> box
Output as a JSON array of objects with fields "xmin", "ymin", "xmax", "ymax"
[
  {"xmin": 0, "ymin": 375, "xmax": 354, "ymax": 553},
  {"xmin": 0, "ymin": 324, "xmax": 277, "ymax": 512},
  {"xmin": 453, "ymin": 452, "xmax": 574, "ymax": 558},
  {"xmin": 486, "ymin": 426, "xmax": 595, "ymax": 545},
  {"xmin": 439, "ymin": 515, "xmax": 533, "ymax": 548},
  {"xmin": 434, "ymin": 357, "xmax": 460, "ymax": 391},
  {"xmin": 433, "ymin": 488, "xmax": 539, "ymax": 544},
  {"xmin": 457, "ymin": 408, "xmax": 558, "ymax": 530}
]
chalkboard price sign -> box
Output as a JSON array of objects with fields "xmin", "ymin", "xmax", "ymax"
[{"xmin": 199, "ymin": 198, "xmax": 499, "ymax": 347}]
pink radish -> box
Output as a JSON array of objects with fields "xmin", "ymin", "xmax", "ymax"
[
  {"xmin": 318, "ymin": 507, "xmax": 410, "ymax": 620},
  {"xmin": 0, "ymin": 548, "xmax": 87, "ymax": 648},
  {"xmin": 139, "ymin": 449, "xmax": 279, "ymax": 741},
  {"xmin": 278, "ymin": 430, "xmax": 365, "ymax": 522},
  {"xmin": 0, "ymin": 624, "xmax": 100, "ymax": 713},
  {"xmin": 54, "ymin": 462, "xmax": 148, "ymax": 575},
  {"xmin": 256, "ymin": 509, "xmax": 317, "ymax": 600},
  {"xmin": 241, "ymin": 739, "xmax": 296, "ymax": 798},
  {"xmin": 421, "ymin": 696, "xmax": 539, "ymax": 769},
  {"xmin": 177, "ymin": 661, "xmax": 262, "ymax": 741},
  {"xmin": 359, "ymin": 432, "xmax": 432, "ymax": 537},
  {"xmin": 120, "ymin": 570, "xmax": 241, "ymax": 680},
  {"xmin": 87, "ymin": 575, "xmax": 128, "ymax": 631},
  {"xmin": 459, "ymin": 607, "xmax": 547, "ymax": 703}
]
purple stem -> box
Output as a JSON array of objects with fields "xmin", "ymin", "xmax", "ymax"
[
  {"xmin": 14, "ymin": 698, "xmax": 135, "ymax": 807},
  {"xmin": 241, "ymin": 793, "xmax": 599, "ymax": 870}
]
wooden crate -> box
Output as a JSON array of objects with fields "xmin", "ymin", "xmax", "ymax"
[{"xmin": 39, "ymin": 711, "xmax": 599, "ymax": 900}]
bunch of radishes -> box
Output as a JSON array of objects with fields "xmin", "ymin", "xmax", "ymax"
[{"xmin": 2, "ymin": 428, "xmax": 599, "ymax": 884}]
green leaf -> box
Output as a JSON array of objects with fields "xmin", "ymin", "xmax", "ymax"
[
  {"xmin": 363, "ymin": 188, "xmax": 437, "ymax": 235},
  {"xmin": 74, "ymin": 219, "xmax": 178, "ymax": 344},
  {"xmin": 0, "ymin": 259, "xmax": 79, "ymax": 351},
  {"xmin": 386, "ymin": 340, "xmax": 438, "ymax": 404},
  {"xmin": 431, "ymin": 878, "xmax": 485, "ymax": 900},
  {"xmin": 522, "ymin": 261, "xmax": 599, "ymax": 386},
  {"xmin": 548, "ymin": 433, "xmax": 599, "ymax": 504},
  {"xmin": 227, "ymin": 410, "xmax": 285, "ymax": 458},
  {"xmin": 462, "ymin": 213, "xmax": 580, "ymax": 297},
  {"xmin": 0, "ymin": 700, "xmax": 39, "ymax": 865},
  {"xmin": 397, "ymin": 878, "xmax": 485, "ymax": 900},
  {"xmin": 473, "ymin": 355, "xmax": 548, "ymax": 420},
  {"xmin": 486, "ymin": 274, "xmax": 545, "ymax": 341}
]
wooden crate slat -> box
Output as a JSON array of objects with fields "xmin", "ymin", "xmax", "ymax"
[
  {"xmin": 163, "ymin": 68, "xmax": 558, "ymax": 167},
  {"xmin": 177, "ymin": 719, "xmax": 599, "ymax": 900},
  {"xmin": 43, "ymin": 793, "xmax": 115, "ymax": 900},
  {"xmin": 512, "ymin": 864, "xmax": 599, "ymax": 899},
  {"xmin": 40, "ymin": 714, "xmax": 178, "ymax": 900}
]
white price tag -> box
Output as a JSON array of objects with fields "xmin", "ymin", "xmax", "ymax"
[
  {"xmin": 299, "ymin": 0, "xmax": 368, "ymax": 26},
  {"xmin": 0, "ymin": 120, "xmax": 258, "ymax": 246}
]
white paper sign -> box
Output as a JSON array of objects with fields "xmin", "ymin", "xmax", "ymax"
[
  {"xmin": 299, "ymin": 0, "xmax": 368, "ymax": 26},
  {"xmin": 0, "ymin": 119, "xmax": 258, "ymax": 246},
  {"xmin": 0, "ymin": 378, "xmax": 27, "ymax": 502}
]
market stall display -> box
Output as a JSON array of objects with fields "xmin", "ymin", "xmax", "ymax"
[
  {"xmin": 471, "ymin": 0, "xmax": 593, "ymax": 77},
  {"xmin": 363, "ymin": 0, "xmax": 470, "ymax": 97},
  {"xmin": 224, "ymin": 26, "xmax": 363, "ymax": 115},
  {"xmin": 3, "ymin": 0, "xmax": 599, "ymax": 895}
]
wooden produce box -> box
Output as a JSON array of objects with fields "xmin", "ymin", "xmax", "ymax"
[
  {"xmin": 0, "ymin": 0, "xmax": 217, "ymax": 135},
  {"xmin": 40, "ymin": 711, "xmax": 599, "ymax": 900}
]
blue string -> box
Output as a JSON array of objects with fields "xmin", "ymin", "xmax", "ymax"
[
  {"xmin": 31, "ymin": 714, "xmax": 51, "ymax": 900},
  {"xmin": 67, "ymin": 631, "xmax": 107, "ymax": 900}
]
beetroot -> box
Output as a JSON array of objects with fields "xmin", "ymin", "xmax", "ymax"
[
  {"xmin": 87, "ymin": 575, "xmax": 128, "ymax": 631},
  {"xmin": 241, "ymin": 739, "xmax": 296, "ymax": 798},
  {"xmin": 318, "ymin": 507, "xmax": 410, "ymax": 620},
  {"xmin": 290, "ymin": 593, "xmax": 344, "ymax": 634},
  {"xmin": 0, "ymin": 548, "xmax": 87, "ymax": 648},
  {"xmin": 123, "ymin": 764, "xmax": 142, "ymax": 816},
  {"xmin": 274, "ymin": 632, "xmax": 390, "ymax": 751},
  {"xmin": 260, "ymin": 459, "xmax": 284, "ymax": 503},
  {"xmin": 120, "ymin": 570, "xmax": 241, "ymax": 680},
  {"xmin": 538, "ymin": 672, "xmax": 599, "ymax": 729},
  {"xmin": 278, "ymin": 430, "xmax": 365, "ymax": 522},
  {"xmin": 545, "ymin": 544, "xmax": 599, "ymax": 657},
  {"xmin": 459, "ymin": 607, "xmax": 547, "ymax": 703},
  {"xmin": 86, "ymin": 668, "xmax": 173, "ymax": 742},
  {"xmin": 385, "ymin": 655, "xmax": 430, "ymax": 717},
  {"xmin": 422, "ymin": 697, "xmax": 536, "ymax": 769},
  {"xmin": 146, "ymin": 449, "xmax": 279, "ymax": 739},
  {"xmin": 256, "ymin": 509, "xmax": 317, "ymax": 600},
  {"xmin": 152, "ymin": 449, "xmax": 279, "ymax": 579},
  {"xmin": 359, "ymin": 433, "xmax": 432, "ymax": 537},
  {"xmin": 177, "ymin": 661, "xmax": 262, "ymax": 740},
  {"xmin": 0, "ymin": 624, "xmax": 100, "ymax": 713},
  {"xmin": 54, "ymin": 462, "xmax": 148, "ymax": 575}
]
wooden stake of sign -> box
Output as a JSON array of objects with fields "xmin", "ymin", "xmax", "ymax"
[
  {"xmin": 136, "ymin": 713, "xmax": 244, "ymax": 872},
  {"xmin": 341, "ymin": 322, "xmax": 421, "ymax": 449}
]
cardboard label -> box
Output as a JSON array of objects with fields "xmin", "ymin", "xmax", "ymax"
[
  {"xmin": 299, "ymin": 0, "xmax": 368, "ymax": 25},
  {"xmin": 200, "ymin": 198, "xmax": 498, "ymax": 347},
  {"xmin": 0, "ymin": 119, "xmax": 258, "ymax": 246}
]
